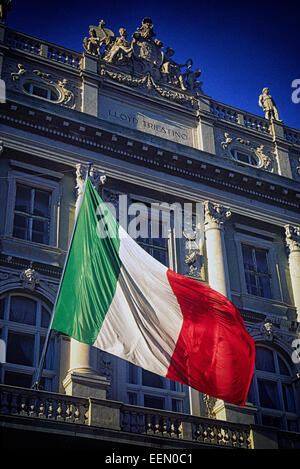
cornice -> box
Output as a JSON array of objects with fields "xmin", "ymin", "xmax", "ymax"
[{"xmin": 0, "ymin": 100, "xmax": 299, "ymax": 215}]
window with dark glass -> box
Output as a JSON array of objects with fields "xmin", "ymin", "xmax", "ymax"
[
  {"xmin": 242, "ymin": 245, "xmax": 272, "ymax": 298},
  {"xmin": 233, "ymin": 150, "xmax": 258, "ymax": 166},
  {"xmin": 0, "ymin": 295, "xmax": 55, "ymax": 390},
  {"xmin": 247, "ymin": 346, "xmax": 299, "ymax": 431},
  {"xmin": 127, "ymin": 362, "xmax": 186, "ymax": 412},
  {"xmin": 13, "ymin": 184, "xmax": 51, "ymax": 244},
  {"xmin": 23, "ymin": 81, "xmax": 59, "ymax": 101},
  {"xmin": 137, "ymin": 218, "xmax": 168, "ymax": 266}
]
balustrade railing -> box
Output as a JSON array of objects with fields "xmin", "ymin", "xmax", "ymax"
[
  {"xmin": 283, "ymin": 127, "xmax": 300, "ymax": 146},
  {"xmin": 6, "ymin": 29, "xmax": 81, "ymax": 69},
  {"xmin": 120, "ymin": 402, "xmax": 252, "ymax": 448},
  {"xmin": 210, "ymin": 101, "xmax": 239, "ymax": 123},
  {"xmin": 1, "ymin": 384, "xmax": 300, "ymax": 449},
  {"xmin": 210, "ymin": 99, "xmax": 270, "ymax": 134},
  {"xmin": 0, "ymin": 384, "xmax": 88, "ymax": 424}
]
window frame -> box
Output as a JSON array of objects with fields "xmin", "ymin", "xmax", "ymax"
[
  {"xmin": 126, "ymin": 362, "xmax": 189, "ymax": 413},
  {"xmin": 248, "ymin": 345, "xmax": 299, "ymax": 431},
  {"xmin": 242, "ymin": 245, "xmax": 272, "ymax": 298},
  {"xmin": 232, "ymin": 148, "xmax": 259, "ymax": 167},
  {"xmin": 5, "ymin": 168, "xmax": 61, "ymax": 247},
  {"xmin": 234, "ymin": 232, "xmax": 282, "ymax": 302},
  {"xmin": 22, "ymin": 80, "xmax": 61, "ymax": 103},
  {"xmin": 0, "ymin": 292, "xmax": 57, "ymax": 390}
]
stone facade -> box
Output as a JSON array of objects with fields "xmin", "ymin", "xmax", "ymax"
[{"xmin": 0, "ymin": 14, "xmax": 300, "ymax": 448}]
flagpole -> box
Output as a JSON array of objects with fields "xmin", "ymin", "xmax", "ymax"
[{"xmin": 32, "ymin": 162, "xmax": 92, "ymax": 390}]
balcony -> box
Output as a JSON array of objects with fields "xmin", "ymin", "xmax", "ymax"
[{"xmin": 0, "ymin": 384, "xmax": 299, "ymax": 449}]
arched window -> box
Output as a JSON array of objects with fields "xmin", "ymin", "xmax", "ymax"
[
  {"xmin": 248, "ymin": 345, "xmax": 299, "ymax": 432},
  {"xmin": 0, "ymin": 293, "xmax": 57, "ymax": 390}
]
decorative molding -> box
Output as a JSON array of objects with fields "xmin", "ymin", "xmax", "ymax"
[
  {"xmin": 204, "ymin": 201, "xmax": 231, "ymax": 227},
  {"xmin": 20, "ymin": 265, "xmax": 40, "ymax": 290},
  {"xmin": 219, "ymin": 131, "xmax": 274, "ymax": 172},
  {"xmin": 1, "ymin": 105, "xmax": 299, "ymax": 213},
  {"xmin": 84, "ymin": 17, "xmax": 204, "ymax": 107},
  {"xmin": 183, "ymin": 229, "xmax": 202, "ymax": 278},
  {"xmin": 285, "ymin": 224, "xmax": 300, "ymax": 253},
  {"xmin": 259, "ymin": 318, "xmax": 274, "ymax": 342},
  {"xmin": 202, "ymin": 394, "xmax": 217, "ymax": 419},
  {"xmin": 10, "ymin": 62, "xmax": 77, "ymax": 109}
]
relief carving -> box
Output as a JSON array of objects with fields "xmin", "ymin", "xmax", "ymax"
[
  {"xmin": 20, "ymin": 266, "xmax": 40, "ymax": 290},
  {"xmin": 83, "ymin": 17, "xmax": 204, "ymax": 105},
  {"xmin": 204, "ymin": 201, "xmax": 231, "ymax": 227},
  {"xmin": 219, "ymin": 131, "xmax": 273, "ymax": 171},
  {"xmin": 10, "ymin": 63, "xmax": 77, "ymax": 109},
  {"xmin": 285, "ymin": 224, "xmax": 300, "ymax": 253}
]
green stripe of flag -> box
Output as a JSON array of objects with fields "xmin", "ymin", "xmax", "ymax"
[{"xmin": 52, "ymin": 178, "xmax": 121, "ymax": 344}]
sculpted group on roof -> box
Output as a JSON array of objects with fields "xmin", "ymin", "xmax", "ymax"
[{"xmin": 83, "ymin": 17, "xmax": 204, "ymax": 97}]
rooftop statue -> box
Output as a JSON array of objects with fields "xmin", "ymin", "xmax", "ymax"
[
  {"xmin": 161, "ymin": 47, "xmax": 192, "ymax": 91},
  {"xmin": 258, "ymin": 87, "xmax": 280, "ymax": 121},
  {"xmin": 0, "ymin": 0, "xmax": 12, "ymax": 23},
  {"xmin": 83, "ymin": 20, "xmax": 115, "ymax": 56},
  {"xmin": 103, "ymin": 27, "xmax": 132, "ymax": 64},
  {"xmin": 83, "ymin": 17, "xmax": 204, "ymax": 97}
]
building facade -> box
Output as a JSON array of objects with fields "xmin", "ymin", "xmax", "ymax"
[{"xmin": 0, "ymin": 11, "xmax": 300, "ymax": 449}]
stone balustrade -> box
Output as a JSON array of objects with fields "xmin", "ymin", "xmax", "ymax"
[
  {"xmin": 283, "ymin": 126, "xmax": 300, "ymax": 146},
  {"xmin": 1, "ymin": 384, "xmax": 300, "ymax": 449},
  {"xmin": 210, "ymin": 99, "xmax": 270, "ymax": 134},
  {"xmin": 6, "ymin": 29, "xmax": 81, "ymax": 68},
  {"xmin": 0, "ymin": 383, "xmax": 88, "ymax": 424}
]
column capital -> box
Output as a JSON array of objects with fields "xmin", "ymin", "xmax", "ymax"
[
  {"xmin": 285, "ymin": 224, "xmax": 300, "ymax": 253},
  {"xmin": 75, "ymin": 163, "xmax": 106, "ymax": 195},
  {"xmin": 204, "ymin": 201, "xmax": 231, "ymax": 229}
]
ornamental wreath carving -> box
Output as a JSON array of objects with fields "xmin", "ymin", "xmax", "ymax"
[{"xmin": 83, "ymin": 18, "xmax": 204, "ymax": 106}]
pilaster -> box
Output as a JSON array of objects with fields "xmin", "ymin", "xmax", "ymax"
[
  {"xmin": 270, "ymin": 120, "xmax": 293, "ymax": 178},
  {"xmin": 197, "ymin": 97, "xmax": 216, "ymax": 154},
  {"xmin": 80, "ymin": 53, "xmax": 99, "ymax": 117}
]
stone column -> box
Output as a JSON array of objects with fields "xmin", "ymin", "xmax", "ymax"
[
  {"xmin": 203, "ymin": 201, "xmax": 257, "ymax": 424},
  {"xmin": 204, "ymin": 201, "xmax": 231, "ymax": 298},
  {"xmin": 285, "ymin": 225, "xmax": 300, "ymax": 322},
  {"xmin": 63, "ymin": 164, "xmax": 109, "ymax": 399}
]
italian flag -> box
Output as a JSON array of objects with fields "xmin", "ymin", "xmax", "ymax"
[{"xmin": 52, "ymin": 178, "xmax": 255, "ymax": 406}]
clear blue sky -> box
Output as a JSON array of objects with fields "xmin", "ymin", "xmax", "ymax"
[{"xmin": 6, "ymin": 0, "xmax": 300, "ymax": 130}]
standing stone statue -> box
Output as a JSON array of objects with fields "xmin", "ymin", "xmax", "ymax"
[
  {"xmin": 0, "ymin": 0, "xmax": 12, "ymax": 23},
  {"xmin": 258, "ymin": 87, "xmax": 280, "ymax": 121}
]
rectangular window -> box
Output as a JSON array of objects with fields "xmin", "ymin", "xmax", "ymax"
[
  {"xmin": 13, "ymin": 184, "xmax": 51, "ymax": 245},
  {"xmin": 144, "ymin": 395, "xmax": 164, "ymax": 410},
  {"xmin": 6, "ymin": 332, "xmax": 35, "ymax": 367},
  {"xmin": 242, "ymin": 245, "xmax": 272, "ymax": 298},
  {"xmin": 138, "ymin": 219, "xmax": 168, "ymax": 265},
  {"xmin": 142, "ymin": 369, "xmax": 164, "ymax": 388}
]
